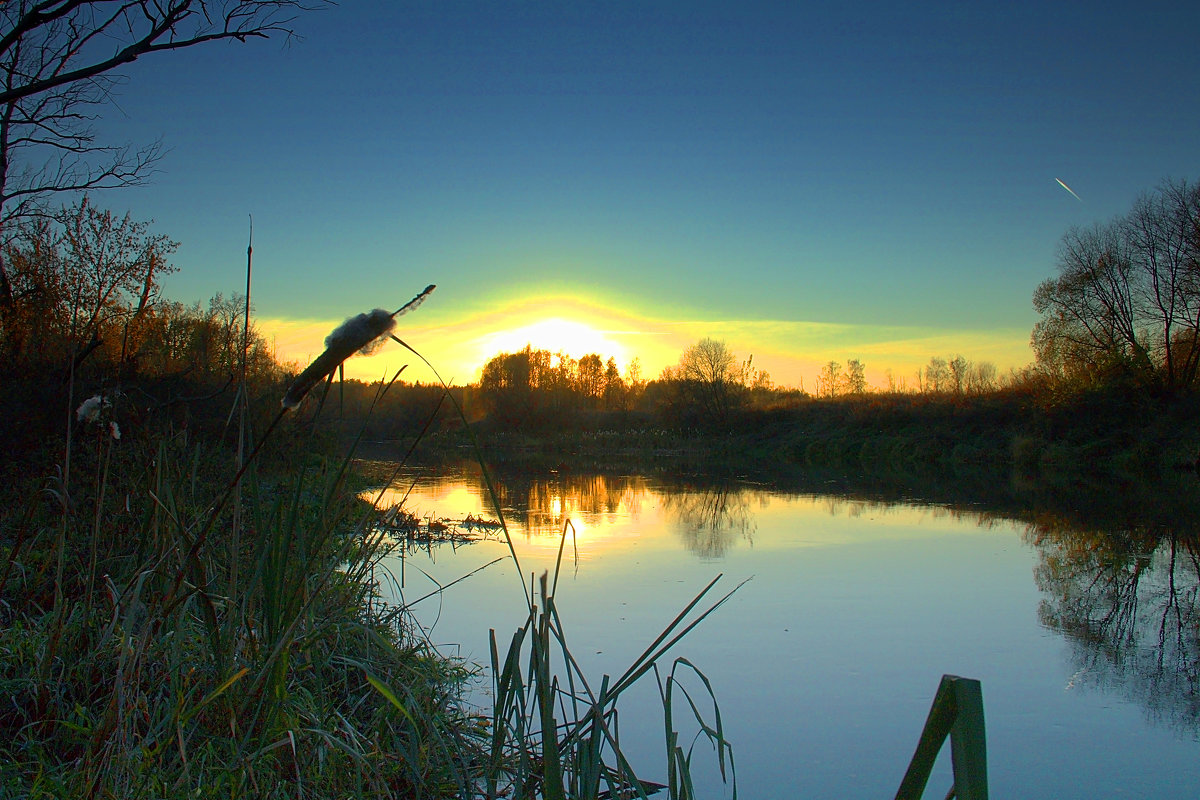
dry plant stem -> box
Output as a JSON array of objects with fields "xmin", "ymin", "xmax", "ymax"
[
  {"xmin": 85, "ymin": 428, "xmax": 115, "ymax": 602},
  {"xmin": 400, "ymin": 556, "xmax": 508, "ymax": 609},
  {"xmin": 231, "ymin": 216, "xmax": 254, "ymax": 603}
]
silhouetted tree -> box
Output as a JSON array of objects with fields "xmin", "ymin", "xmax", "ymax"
[
  {"xmin": 478, "ymin": 345, "xmax": 639, "ymax": 426},
  {"xmin": 671, "ymin": 337, "xmax": 744, "ymax": 424},
  {"xmin": 602, "ymin": 356, "xmax": 625, "ymax": 410},
  {"xmin": 817, "ymin": 360, "xmax": 841, "ymax": 398},
  {"xmin": 1032, "ymin": 179, "xmax": 1200, "ymax": 392},
  {"xmin": 922, "ymin": 356, "xmax": 949, "ymax": 393},
  {"xmin": 966, "ymin": 360, "xmax": 997, "ymax": 394},
  {"xmin": 577, "ymin": 352, "xmax": 604, "ymax": 404}
]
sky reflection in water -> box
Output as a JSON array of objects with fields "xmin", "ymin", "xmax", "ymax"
[{"xmin": 362, "ymin": 462, "xmax": 1200, "ymax": 799}]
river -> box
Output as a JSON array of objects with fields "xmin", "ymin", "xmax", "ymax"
[{"xmin": 358, "ymin": 458, "xmax": 1200, "ymax": 799}]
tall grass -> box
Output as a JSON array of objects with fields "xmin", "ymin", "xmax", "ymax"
[
  {"xmin": 479, "ymin": 561, "xmax": 741, "ymax": 799},
  {"xmin": 0, "ymin": 374, "xmax": 481, "ymax": 797},
  {"xmin": 1, "ymin": 290, "xmax": 739, "ymax": 798}
]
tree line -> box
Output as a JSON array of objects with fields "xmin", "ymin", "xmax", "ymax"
[
  {"xmin": 0, "ymin": 196, "xmax": 279, "ymax": 385},
  {"xmin": 473, "ymin": 336, "xmax": 1020, "ymax": 432},
  {"xmin": 7, "ymin": 180, "xmax": 1196, "ymax": 446}
]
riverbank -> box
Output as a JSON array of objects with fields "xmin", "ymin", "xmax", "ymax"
[
  {"xmin": 395, "ymin": 387, "xmax": 1200, "ymax": 483},
  {"xmin": 0, "ymin": 406, "xmax": 485, "ymax": 797}
]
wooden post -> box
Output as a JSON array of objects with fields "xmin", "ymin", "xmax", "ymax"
[{"xmin": 895, "ymin": 675, "xmax": 987, "ymax": 800}]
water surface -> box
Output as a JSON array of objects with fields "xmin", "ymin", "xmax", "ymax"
[{"xmin": 361, "ymin": 461, "xmax": 1200, "ymax": 799}]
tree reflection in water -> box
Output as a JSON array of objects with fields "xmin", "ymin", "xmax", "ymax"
[
  {"xmin": 1027, "ymin": 522, "xmax": 1200, "ymax": 734},
  {"xmin": 659, "ymin": 484, "xmax": 758, "ymax": 558},
  {"xmin": 485, "ymin": 471, "xmax": 650, "ymax": 538}
]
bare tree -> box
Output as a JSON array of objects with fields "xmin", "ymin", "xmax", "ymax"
[
  {"xmin": 679, "ymin": 337, "xmax": 736, "ymax": 385},
  {"xmin": 923, "ymin": 356, "xmax": 949, "ymax": 393},
  {"xmin": 674, "ymin": 337, "xmax": 743, "ymax": 423},
  {"xmin": 966, "ymin": 360, "xmax": 996, "ymax": 394},
  {"xmin": 947, "ymin": 354, "xmax": 968, "ymax": 394},
  {"xmin": 817, "ymin": 360, "xmax": 841, "ymax": 398},
  {"xmin": 0, "ymin": 1, "xmax": 330, "ymax": 307},
  {"xmin": 1126, "ymin": 179, "xmax": 1200, "ymax": 389},
  {"xmin": 1032, "ymin": 179, "xmax": 1200, "ymax": 391}
]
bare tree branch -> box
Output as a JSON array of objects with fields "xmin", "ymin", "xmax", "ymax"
[{"xmin": 0, "ymin": 1, "xmax": 331, "ymax": 308}]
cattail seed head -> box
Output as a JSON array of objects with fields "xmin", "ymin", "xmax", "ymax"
[
  {"xmin": 76, "ymin": 395, "xmax": 109, "ymax": 423},
  {"xmin": 281, "ymin": 286, "xmax": 436, "ymax": 411},
  {"xmin": 281, "ymin": 309, "xmax": 397, "ymax": 410}
]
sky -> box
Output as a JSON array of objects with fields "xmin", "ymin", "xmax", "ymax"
[{"xmin": 91, "ymin": 0, "xmax": 1200, "ymax": 389}]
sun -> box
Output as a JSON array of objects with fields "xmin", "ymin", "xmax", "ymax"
[{"xmin": 474, "ymin": 316, "xmax": 630, "ymax": 365}]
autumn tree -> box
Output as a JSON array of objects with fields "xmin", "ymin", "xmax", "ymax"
[
  {"xmin": 478, "ymin": 346, "xmax": 638, "ymax": 426},
  {"xmin": 602, "ymin": 356, "xmax": 625, "ymax": 410},
  {"xmin": 576, "ymin": 352, "xmax": 605, "ymax": 403},
  {"xmin": 623, "ymin": 356, "xmax": 646, "ymax": 409},
  {"xmin": 1, "ymin": 196, "xmax": 177, "ymax": 368},
  {"xmin": 479, "ymin": 346, "xmax": 544, "ymax": 425},
  {"xmin": 842, "ymin": 358, "xmax": 867, "ymax": 395},
  {"xmin": 920, "ymin": 356, "xmax": 949, "ymax": 393},
  {"xmin": 817, "ymin": 361, "xmax": 841, "ymax": 398}
]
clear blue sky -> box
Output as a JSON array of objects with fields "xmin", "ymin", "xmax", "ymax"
[{"xmin": 96, "ymin": 0, "xmax": 1200, "ymax": 386}]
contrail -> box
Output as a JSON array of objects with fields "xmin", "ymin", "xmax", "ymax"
[{"xmin": 1055, "ymin": 177, "xmax": 1083, "ymax": 202}]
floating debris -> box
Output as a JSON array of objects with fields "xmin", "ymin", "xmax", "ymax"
[
  {"xmin": 462, "ymin": 513, "xmax": 504, "ymax": 531},
  {"xmin": 373, "ymin": 505, "xmax": 502, "ymax": 547}
]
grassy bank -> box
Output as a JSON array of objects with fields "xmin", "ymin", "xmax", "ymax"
[
  {"xmin": 411, "ymin": 387, "xmax": 1200, "ymax": 483},
  {"xmin": 0, "ymin": 394, "xmax": 484, "ymax": 797},
  {"xmin": 749, "ymin": 387, "xmax": 1194, "ymax": 479}
]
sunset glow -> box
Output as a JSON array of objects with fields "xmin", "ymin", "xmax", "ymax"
[
  {"xmin": 261, "ymin": 299, "xmax": 1034, "ymax": 393},
  {"xmin": 474, "ymin": 317, "xmax": 629, "ymax": 365}
]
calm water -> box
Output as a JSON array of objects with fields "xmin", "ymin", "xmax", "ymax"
[{"xmin": 360, "ymin": 460, "xmax": 1200, "ymax": 799}]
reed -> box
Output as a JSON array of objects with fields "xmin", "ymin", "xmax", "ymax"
[
  {"xmin": 0, "ymin": 288, "xmax": 479, "ymax": 797},
  {"xmin": 470, "ymin": 520, "xmax": 741, "ymax": 800}
]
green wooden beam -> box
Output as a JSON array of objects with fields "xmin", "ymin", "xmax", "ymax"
[{"xmin": 895, "ymin": 675, "xmax": 987, "ymax": 800}]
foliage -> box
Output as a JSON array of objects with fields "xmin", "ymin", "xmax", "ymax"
[
  {"xmin": 1, "ymin": 197, "xmax": 178, "ymax": 366},
  {"xmin": 477, "ymin": 345, "xmax": 639, "ymax": 429}
]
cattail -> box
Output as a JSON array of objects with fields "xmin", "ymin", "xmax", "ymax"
[
  {"xmin": 76, "ymin": 395, "xmax": 110, "ymax": 423},
  {"xmin": 281, "ymin": 285, "xmax": 436, "ymax": 410}
]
